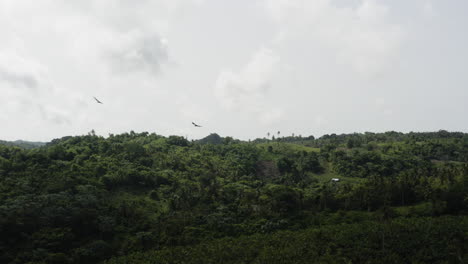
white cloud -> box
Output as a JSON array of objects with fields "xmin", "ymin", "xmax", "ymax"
[
  {"xmin": 259, "ymin": 108, "xmax": 285, "ymax": 126},
  {"xmin": 374, "ymin": 97, "xmax": 394, "ymax": 117},
  {"xmin": 265, "ymin": 0, "xmax": 404, "ymax": 77},
  {"xmin": 314, "ymin": 115, "xmax": 326, "ymax": 127},
  {"xmin": 105, "ymin": 30, "xmax": 169, "ymax": 74},
  {"xmin": 422, "ymin": 1, "xmax": 436, "ymax": 18},
  {"xmin": 0, "ymin": 0, "xmax": 206, "ymax": 140},
  {"xmin": 0, "ymin": 0, "xmax": 466, "ymax": 140},
  {"xmin": 214, "ymin": 48, "xmax": 284, "ymax": 125},
  {"xmin": 0, "ymin": 52, "xmax": 78, "ymax": 127},
  {"xmin": 175, "ymin": 93, "xmax": 212, "ymax": 123},
  {"xmin": 0, "ymin": 53, "xmax": 45, "ymax": 92}
]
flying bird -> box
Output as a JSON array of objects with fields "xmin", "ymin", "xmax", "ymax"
[
  {"xmin": 93, "ymin": 97, "xmax": 103, "ymax": 104},
  {"xmin": 192, "ymin": 122, "xmax": 202, "ymax": 127}
]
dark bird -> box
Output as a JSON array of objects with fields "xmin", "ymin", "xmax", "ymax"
[
  {"xmin": 192, "ymin": 122, "xmax": 202, "ymax": 127},
  {"xmin": 93, "ymin": 97, "xmax": 103, "ymax": 104}
]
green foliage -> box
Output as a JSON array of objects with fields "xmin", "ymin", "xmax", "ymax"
[
  {"xmin": 0, "ymin": 140, "xmax": 46, "ymax": 149},
  {"xmin": 197, "ymin": 133, "xmax": 223, "ymax": 145},
  {"xmin": 0, "ymin": 131, "xmax": 467, "ymax": 263},
  {"xmin": 104, "ymin": 216, "xmax": 468, "ymax": 264}
]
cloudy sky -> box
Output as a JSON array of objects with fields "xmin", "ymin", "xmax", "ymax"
[{"xmin": 1, "ymin": 0, "xmax": 467, "ymax": 141}]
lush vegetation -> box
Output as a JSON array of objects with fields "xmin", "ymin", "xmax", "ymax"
[
  {"xmin": 0, "ymin": 130, "xmax": 467, "ymax": 263},
  {"xmin": 0, "ymin": 140, "xmax": 46, "ymax": 149}
]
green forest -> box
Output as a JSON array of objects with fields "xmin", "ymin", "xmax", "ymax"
[{"xmin": 0, "ymin": 130, "xmax": 467, "ymax": 263}]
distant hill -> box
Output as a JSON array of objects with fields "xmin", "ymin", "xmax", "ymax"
[
  {"xmin": 196, "ymin": 133, "xmax": 241, "ymax": 145},
  {"xmin": 0, "ymin": 140, "xmax": 46, "ymax": 149},
  {"xmin": 196, "ymin": 133, "xmax": 224, "ymax": 144}
]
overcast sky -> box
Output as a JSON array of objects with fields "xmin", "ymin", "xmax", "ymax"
[{"xmin": 1, "ymin": 0, "xmax": 467, "ymax": 141}]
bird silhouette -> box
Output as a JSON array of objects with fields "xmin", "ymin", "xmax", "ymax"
[
  {"xmin": 192, "ymin": 122, "xmax": 202, "ymax": 127},
  {"xmin": 93, "ymin": 97, "xmax": 103, "ymax": 104}
]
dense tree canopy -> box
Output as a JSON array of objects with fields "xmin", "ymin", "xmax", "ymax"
[{"xmin": 0, "ymin": 131, "xmax": 467, "ymax": 263}]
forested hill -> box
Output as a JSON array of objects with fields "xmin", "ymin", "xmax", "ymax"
[
  {"xmin": 0, "ymin": 131, "xmax": 467, "ymax": 263},
  {"xmin": 0, "ymin": 140, "xmax": 46, "ymax": 149}
]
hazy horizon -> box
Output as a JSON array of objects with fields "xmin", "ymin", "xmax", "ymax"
[{"xmin": 1, "ymin": 0, "xmax": 467, "ymax": 142}]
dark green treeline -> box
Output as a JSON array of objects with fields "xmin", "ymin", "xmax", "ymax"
[{"xmin": 0, "ymin": 131, "xmax": 467, "ymax": 263}]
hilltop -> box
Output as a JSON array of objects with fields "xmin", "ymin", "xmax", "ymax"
[{"xmin": 0, "ymin": 139, "xmax": 46, "ymax": 149}]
